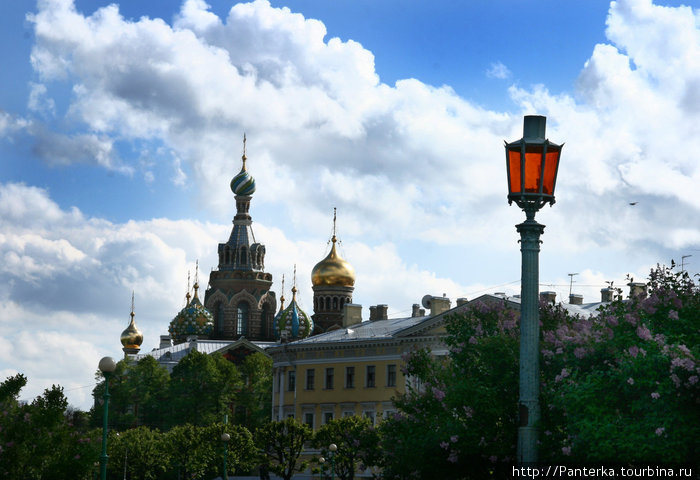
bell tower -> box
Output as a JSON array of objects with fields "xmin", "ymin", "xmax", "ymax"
[{"xmin": 204, "ymin": 136, "xmax": 276, "ymax": 340}]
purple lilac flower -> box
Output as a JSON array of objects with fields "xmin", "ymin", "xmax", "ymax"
[
  {"xmin": 636, "ymin": 325, "xmax": 652, "ymax": 341},
  {"xmin": 689, "ymin": 375, "xmax": 698, "ymax": 385},
  {"xmin": 432, "ymin": 387, "xmax": 446, "ymax": 401},
  {"xmin": 668, "ymin": 310, "xmax": 679, "ymax": 320},
  {"xmin": 628, "ymin": 345, "xmax": 639, "ymax": 358},
  {"xmin": 627, "ymin": 377, "xmax": 634, "ymax": 385},
  {"xmin": 450, "ymin": 435, "xmax": 458, "ymax": 443},
  {"xmin": 447, "ymin": 451, "xmax": 458, "ymax": 463},
  {"xmin": 574, "ymin": 347, "xmax": 586, "ymax": 359},
  {"xmin": 651, "ymin": 392, "xmax": 660, "ymax": 399},
  {"xmin": 562, "ymin": 446, "xmax": 571, "ymax": 456},
  {"xmin": 655, "ymin": 427, "xmax": 665, "ymax": 436},
  {"xmin": 468, "ymin": 336, "xmax": 478, "ymax": 345},
  {"xmin": 440, "ymin": 441, "xmax": 449, "ymax": 449}
]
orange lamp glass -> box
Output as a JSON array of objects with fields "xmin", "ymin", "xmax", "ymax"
[{"xmin": 505, "ymin": 115, "xmax": 563, "ymax": 210}]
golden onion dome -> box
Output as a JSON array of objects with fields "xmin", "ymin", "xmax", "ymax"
[
  {"xmin": 311, "ymin": 236, "xmax": 355, "ymax": 287},
  {"xmin": 120, "ymin": 309, "xmax": 143, "ymax": 350}
]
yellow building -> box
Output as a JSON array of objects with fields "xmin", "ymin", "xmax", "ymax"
[{"xmin": 267, "ymin": 296, "xmax": 459, "ymax": 430}]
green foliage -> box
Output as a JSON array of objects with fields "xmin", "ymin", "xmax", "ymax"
[
  {"xmin": 381, "ymin": 265, "xmax": 700, "ymax": 477},
  {"xmin": 235, "ymin": 352, "xmax": 273, "ymax": 431},
  {"xmin": 380, "ymin": 299, "xmax": 518, "ymax": 479},
  {"xmin": 0, "ymin": 379, "xmax": 101, "ymax": 480},
  {"xmin": 314, "ymin": 416, "xmax": 380, "ymax": 480},
  {"xmin": 540, "ymin": 266, "xmax": 700, "ymax": 464},
  {"xmin": 255, "ymin": 418, "xmax": 313, "ymax": 480},
  {"xmin": 108, "ymin": 426, "xmax": 167, "ymax": 480},
  {"xmin": 168, "ymin": 351, "xmax": 242, "ymax": 428}
]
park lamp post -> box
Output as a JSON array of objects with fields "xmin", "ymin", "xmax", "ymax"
[
  {"xmin": 328, "ymin": 443, "xmax": 337, "ymax": 480},
  {"xmin": 505, "ymin": 115, "xmax": 563, "ymax": 465},
  {"xmin": 221, "ymin": 432, "xmax": 231, "ymax": 480},
  {"xmin": 98, "ymin": 356, "xmax": 117, "ymax": 480}
]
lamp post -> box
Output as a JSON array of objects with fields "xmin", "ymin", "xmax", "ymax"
[
  {"xmin": 505, "ymin": 115, "xmax": 563, "ymax": 465},
  {"xmin": 98, "ymin": 356, "xmax": 117, "ymax": 480},
  {"xmin": 328, "ymin": 443, "xmax": 337, "ymax": 480},
  {"xmin": 221, "ymin": 432, "xmax": 230, "ymax": 480}
]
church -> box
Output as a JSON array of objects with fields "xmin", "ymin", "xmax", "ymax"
[{"xmin": 119, "ymin": 136, "xmax": 361, "ymax": 370}]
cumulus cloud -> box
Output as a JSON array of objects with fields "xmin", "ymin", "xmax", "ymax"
[{"xmin": 7, "ymin": 0, "xmax": 700, "ymax": 405}]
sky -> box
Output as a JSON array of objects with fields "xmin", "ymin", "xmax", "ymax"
[{"xmin": 1, "ymin": 0, "xmax": 700, "ymax": 410}]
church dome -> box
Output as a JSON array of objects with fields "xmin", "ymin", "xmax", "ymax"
[
  {"xmin": 120, "ymin": 310, "xmax": 143, "ymax": 350},
  {"xmin": 275, "ymin": 287, "xmax": 313, "ymax": 340},
  {"xmin": 168, "ymin": 284, "xmax": 214, "ymax": 343},
  {"xmin": 311, "ymin": 236, "xmax": 355, "ymax": 287},
  {"xmin": 230, "ymin": 138, "xmax": 256, "ymax": 196}
]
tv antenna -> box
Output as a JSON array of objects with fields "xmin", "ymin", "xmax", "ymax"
[{"xmin": 568, "ymin": 273, "xmax": 579, "ymax": 297}]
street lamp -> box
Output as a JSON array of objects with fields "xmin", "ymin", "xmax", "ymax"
[
  {"xmin": 221, "ymin": 432, "xmax": 230, "ymax": 480},
  {"xmin": 328, "ymin": 443, "xmax": 337, "ymax": 480},
  {"xmin": 505, "ymin": 115, "xmax": 563, "ymax": 465},
  {"xmin": 98, "ymin": 356, "xmax": 117, "ymax": 480}
]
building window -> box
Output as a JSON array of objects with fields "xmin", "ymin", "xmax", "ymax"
[
  {"xmin": 215, "ymin": 302, "xmax": 225, "ymax": 334},
  {"xmin": 306, "ymin": 368, "xmax": 315, "ymax": 390},
  {"xmin": 364, "ymin": 410, "xmax": 375, "ymax": 425},
  {"xmin": 287, "ymin": 371, "xmax": 296, "ymax": 392},
  {"xmin": 325, "ymin": 367, "xmax": 334, "ymax": 390},
  {"xmin": 366, "ymin": 365, "xmax": 376, "ymax": 388},
  {"xmin": 387, "ymin": 364, "xmax": 397, "ymax": 387},
  {"xmin": 261, "ymin": 304, "xmax": 271, "ymax": 338},
  {"xmin": 323, "ymin": 411, "xmax": 334, "ymax": 424},
  {"xmin": 304, "ymin": 412, "xmax": 314, "ymax": 429},
  {"xmin": 236, "ymin": 301, "xmax": 249, "ymax": 336},
  {"xmin": 343, "ymin": 410, "xmax": 354, "ymax": 417},
  {"xmin": 345, "ymin": 366, "xmax": 355, "ymax": 388}
]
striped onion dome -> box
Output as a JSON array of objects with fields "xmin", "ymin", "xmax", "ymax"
[
  {"xmin": 168, "ymin": 283, "xmax": 214, "ymax": 344},
  {"xmin": 275, "ymin": 286, "xmax": 313, "ymax": 340}
]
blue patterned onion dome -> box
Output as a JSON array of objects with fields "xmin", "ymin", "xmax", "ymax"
[
  {"xmin": 275, "ymin": 287, "xmax": 313, "ymax": 340},
  {"xmin": 230, "ymin": 157, "xmax": 256, "ymax": 196},
  {"xmin": 168, "ymin": 284, "xmax": 214, "ymax": 343}
]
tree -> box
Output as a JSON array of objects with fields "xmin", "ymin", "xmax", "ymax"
[
  {"xmin": 167, "ymin": 350, "xmax": 242, "ymax": 427},
  {"xmin": 235, "ymin": 352, "xmax": 273, "ymax": 430},
  {"xmin": 314, "ymin": 416, "xmax": 380, "ymax": 480},
  {"xmin": 255, "ymin": 418, "xmax": 313, "ymax": 480},
  {"xmin": 93, "ymin": 356, "xmax": 171, "ymax": 430},
  {"xmin": 0, "ymin": 377, "xmax": 101, "ymax": 480},
  {"xmin": 539, "ymin": 266, "xmax": 700, "ymax": 464},
  {"xmin": 380, "ymin": 265, "xmax": 700, "ymax": 478},
  {"xmin": 108, "ymin": 426, "xmax": 167, "ymax": 480}
]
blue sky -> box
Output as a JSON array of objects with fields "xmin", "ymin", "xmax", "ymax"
[{"xmin": 1, "ymin": 0, "xmax": 700, "ymax": 409}]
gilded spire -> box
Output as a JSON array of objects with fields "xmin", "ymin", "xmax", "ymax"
[
  {"xmin": 241, "ymin": 133, "xmax": 247, "ymax": 171},
  {"xmin": 185, "ymin": 271, "xmax": 192, "ymax": 305},
  {"xmin": 280, "ymin": 274, "xmax": 286, "ymax": 309},
  {"xmin": 331, "ymin": 206, "xmax": 337, "ymax": 243},
  {"xmin": 193, "ymin": 260, "xmax": 200, "ymax": 300},
  {"xmin": 292, "ymin": 264, "xmax": 298, "ymax": 299},
  {"xmin": 121, "ymin": 290, "xmax": 143, "ymax": 352}
]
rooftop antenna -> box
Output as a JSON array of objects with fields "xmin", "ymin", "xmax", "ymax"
[
  {"xmin": 568, "ymin": 273, "xmax": 579, "ymax": 297},
  {"xmin": 681, "ymin": 254, "xmax": 692, "ymax": 272}
]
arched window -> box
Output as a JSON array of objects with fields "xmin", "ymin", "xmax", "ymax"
[
  {"xmin": 339, "ymin": 297, "xmax": 345, "ymax": 309},
  {"xmin": 325, "ymin": 297, "xmax": 330, "ymax": 310},
  {"xmin": 261, "ymin": 304, "xmax": 271, "ymax": 339},
  {"xmin": 237, "ymin": 302, "xmax": 249, "ymax": 336},
  {"xmin": 216, "ymin": 302, "xmax": 225, "ymax": 334},
  {"xmin": 333, "ymin": 297, "xmax": 338, "ymax": 310}
]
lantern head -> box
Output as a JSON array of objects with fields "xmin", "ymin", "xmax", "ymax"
[{"xmin": 505, "ymin": 115, "xmax": 563, "ymax": 211}]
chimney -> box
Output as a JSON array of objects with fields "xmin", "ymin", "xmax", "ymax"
[
  {"xmin": 376, "ymin": 304, "xmax": 388, "ymax": 320},
  {"xmin": 430, "ymin": 296, "xmax": 451, "ymax": 316},
  {"xmin": 600, "ymin": 287, "xmax": 614, "ymax": 303},
  {"xmin": 186, "ymin": 335, "xmax": 198, "ymax": 350},
  {"xmin": 569, "ymin": 294, "xmax": 583, "ymax": 305},
  {"xmin": 160, "ymin": 335, "xmax": 172, "ymax": 349},
  {"xmin": 628, "ymin": 282, "xmax": 646, "ymax": 299},
  {"xmin": 456, "ymin": 297, "xmax": 468, "ymax": 306},
  {"xmin": 540, "ymin": 291, "xmax": 556, "ymax": 304},
  {"xmin": 369, "ymin": 305, "xmax": 377, "ymax": 321},
  {"xmin": 411, "ymin": 304, "xmax": 421, "ymax": 317},
  {"xmin": 419, "ymin": 308, "xmax": 426, "ymax": 316},
  {"xmin": 343, "ymin": 304, "xmax": 362, "ymax": 327}
]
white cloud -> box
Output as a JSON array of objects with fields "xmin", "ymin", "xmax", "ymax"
[
  {"xmin": 8, "ymin": 0, "xmax": 700, "ymax": 406},
  {"xmin": 487, "ymin": 61, "xmax": 511, "ymax": 80}
]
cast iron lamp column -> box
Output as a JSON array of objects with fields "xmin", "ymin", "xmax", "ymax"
[
  {"xmin": 329, "ymin": 443, "xmax": 337, "ymax": 480},
  {"xmin": 505, "ymin": 115, "xmax": 563, "ymax": 465},
  {"xmin": 98, "ymin": 356, "xmax": 117, "ymax": 480},
  {"xmin": 221, "ymin": 432, "xmax": 230, "ymax": 479}
]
